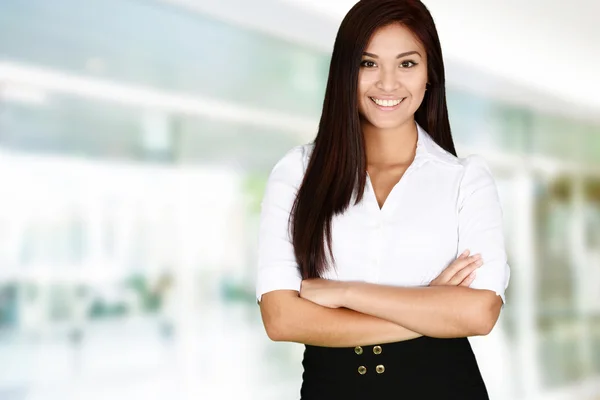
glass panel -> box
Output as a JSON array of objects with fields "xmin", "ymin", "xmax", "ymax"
[
  {"xmin": 530, "ymin": 114, "xmax": 581, "ymax": 161},
  {"xmin": 447, "ymin": 89, "xmax": 490, "ymax": 145},
  {"xmin": 580, "ymin": 123, "xmax": 600, "ymax": 165},
  {"xmin": 176, "ymin": 115, "xmax": 303, "ymax": 171},
  {"xmin": 535, "ymin": 174, "xmax": 574, "ymax": 313},
  {"xmin": 0, "ymin": 91, "xmax": 303, "ymax": 166},
  {"xmin": 0, "ymin": 0, "xmax": 329, "ymax": 118},
  {"xmin": 538, "ymin": 317, "xmax": 588, "ymax": 388},
  {"xmin": 0, "ymin": 93, "xmax": 146, "ymax": 160},
  {"xmin": 592, "ymin": 316, "xmax": 600, "ymax": 374},
  {"xmin": 448, "ymin": 90, "xmax": 528, "ymax": 153}
]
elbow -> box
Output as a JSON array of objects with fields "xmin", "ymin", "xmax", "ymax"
[
  {"xmin": 259, "ymin": 291, "xmax": 296, "ymax": 342},
  {"xmin": 471, "ymin": 292, "xmax": 502, "ymax": 336},
  {"xmin": 261, "ymin": 308, "xmax": 287, "ymax": 341},
  {"xmin": 467, "ymin": 312, "xmax": 495, "ymax": 337},
  {"xmin": 474, "ymin": 316, "xmax": 496, "ymax": 336},
  {"xmin": 264, "ymin": 319, "xmax": 287, "ymax": 342}
]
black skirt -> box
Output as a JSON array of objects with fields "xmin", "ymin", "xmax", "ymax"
[{"xmin": 300, "ymin": 336, "xmax": 489, "ymax": 399}]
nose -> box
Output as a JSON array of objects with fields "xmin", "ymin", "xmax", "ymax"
[{"xmin": 376, "ymin": 66, "xmax": 400, "ymax": 92}]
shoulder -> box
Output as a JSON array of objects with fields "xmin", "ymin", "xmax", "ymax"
[
  {"xmin": 418, "ymin": 127, "xmax": 489, "ymax": 173},
  {"xmin": 457, "ymin": 154, "xmax": 499, "ymax": 203},
  {"xmin": 268, "ymin": 143, "xmax": 314, "ymax": 185},
  {"xmin": 458, "ymin": 154, "xmax": 495, "ymax": 182},
  {"xmin": 425, "ymin": 142, "xmax": 489, "ymax": 173},
  {"xmin": 425, "ymin": 149, "xmax": 497, "ymax": 197}
]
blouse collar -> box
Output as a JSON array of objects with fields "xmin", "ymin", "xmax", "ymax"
[{"xmin": 415, "ymin": 121, "xmax": 460, "ymax": 168}]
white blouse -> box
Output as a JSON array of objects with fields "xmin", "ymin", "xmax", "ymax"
[{"xmin": 256, "ymin": 122, "xmax": 510, "ymax": 304}]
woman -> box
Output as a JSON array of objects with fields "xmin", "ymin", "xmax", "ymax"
[{"xmin": 256, "ymin": 0, "xmax": 510, "ymax": 398}]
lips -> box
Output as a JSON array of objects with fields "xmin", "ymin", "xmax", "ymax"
[{"xmin": 369, "ymin": 97, "xmax": 405, "ymax": 109}]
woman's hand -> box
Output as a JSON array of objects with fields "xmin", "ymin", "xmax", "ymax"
[
  {"xmin": 300, "ymin": 278, "xmax": 348, "ymax": 308},
  {"xmin": 429, "ymin": 249, "xmax": 482, "ymax": 287}
]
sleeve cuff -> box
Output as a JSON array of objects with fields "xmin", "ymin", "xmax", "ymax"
[
  {"xmin": 470, "ymin": 281, "xmax": 507, "ymax": 307},
  {"xmin": 256, "ymin": 265, "xmax": 302, "ymax": 303}
]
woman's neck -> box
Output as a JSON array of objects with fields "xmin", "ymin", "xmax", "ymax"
[{"xmin": 363, "ymin": 119, "xmax": 418, "ymax": 167}]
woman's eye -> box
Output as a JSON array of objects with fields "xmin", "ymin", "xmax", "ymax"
[
  {"xmin": 360, "ymin": 60, "xmax": 376, "ymax": 68},
  {"xmin": 400, "ymin": 60, "xmax": 417, "ymax": 68}
]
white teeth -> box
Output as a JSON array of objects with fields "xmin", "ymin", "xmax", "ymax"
[{"xmin": 371, "ymin": 97, "xmax": 403, "ymax": 107}]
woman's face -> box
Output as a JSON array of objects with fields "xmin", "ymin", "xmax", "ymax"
[{"xmin": 357, "ymin": 23, "xmax": 428, "ymax": 131}]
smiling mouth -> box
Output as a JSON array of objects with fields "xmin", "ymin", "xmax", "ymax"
[{"xmin": 369, "ymin": 97, "xmax": 406, "ymax": 108}]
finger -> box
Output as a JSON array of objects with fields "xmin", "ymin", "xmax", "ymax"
[
  {"xmin": 447, "ymin": 254, "xmax": 481, "ymax": 276},
  {"xmin": 435, "ymin": 255, "xmax": 471, "ymax": 284},
  {"xmin": 459, "ymin": 271, "xmax": 477, "ymax": 287},
  {"xmin": 451, "ymin": 258, "xmax": 482, "ymax": 283},
  {"xmin": 451, "ymin": 254, "xmax": 480, "ymax": 271},
  {"xmin": 449, "ymin": 259, "xmax": 483, "ymax": 285},
  {"xmin": 458, "ymin": 249, "xmax": 470, "ymax": 259},
  {"xmin": 435, "ymin": 253, "xmax": 479, "ymax": 285}
]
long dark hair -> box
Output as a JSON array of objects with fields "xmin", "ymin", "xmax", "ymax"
[{"xmin": 291, "ymin": 0, "xmax": 457, "ymax": 279}]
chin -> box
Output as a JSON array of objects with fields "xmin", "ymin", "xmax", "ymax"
[
  {"xmin": 373, "ymin": 122, "xmax": 401, "ymax": 130},
  {"xmin": 365, "ymin": 117, "xmax": 410, "ymax": 131}
]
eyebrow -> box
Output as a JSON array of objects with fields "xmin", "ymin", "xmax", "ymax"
[{"xmin": 362, "ymin": 51, "xmax": 421, "ymax": 59}]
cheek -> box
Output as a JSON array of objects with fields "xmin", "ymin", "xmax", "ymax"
[
  {"xmin": 408, "ymin": 84, "xmax": 426, "ymax": 99},
  {"xmin": 357, "ymin": 83, "xmax": 370, "ymax": 112},
  {"xmin": 404, "ymin": 83, "xmax": 427, "ymax": 108},
  {"xmin": 357, "ymin": 76, "xmax": 370, "ymax": 97},
  {"xmin": 405, "ymin": 72, "xmax": 428, "ymax": 92},
  {"xmin": 413, "ymin": 69, "xmax": 429, "ymax": 93}
]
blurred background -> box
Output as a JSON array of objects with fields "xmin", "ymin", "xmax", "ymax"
[{"xmin": 0, "ymin": 0, "xmax": 599, "ymax": 399}]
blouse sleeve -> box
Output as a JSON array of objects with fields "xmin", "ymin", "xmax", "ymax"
[
  {"xmin": 255, "ymin": 146, "xmax": 306, "ymax": 303},
  {"xmin": 457, "ymin": 155, "xmax": 511, "ymax": 304}
]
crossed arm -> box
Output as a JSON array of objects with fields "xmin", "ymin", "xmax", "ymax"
[
  {"xmin": 260, "ymin": 247, "xmax": 504, "ymax": 347},
  {"xmin": 260, "ymin": 290, "xmax": 422, "ymax": 347},
  {"xmin": 334, "ymin": 282, "xmax": 502, "ymax": 337},
  {"xmin": 260, "ymin": 277, "xmax": 502, "ymax": 347}
]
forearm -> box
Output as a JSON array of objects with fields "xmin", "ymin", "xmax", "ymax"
[
  {"xmin": 262, "ymin": 294, "xmax": 421, "ymax": 347},
  {"xmin": 342, "ymin": 283, "xmax": 497, "ymax": 338}
]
